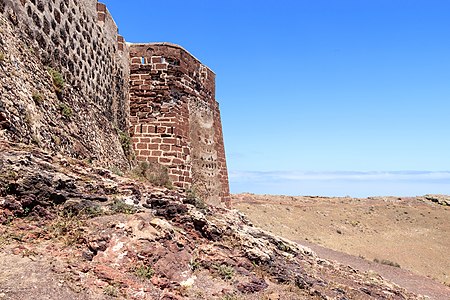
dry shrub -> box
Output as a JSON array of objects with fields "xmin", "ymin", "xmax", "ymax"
[
  {"xmin": 373, "ymin": 258, "xmax": 400, "ymax": 268},
  {"xmin": 131, "ymin": 161, "xmax": 172, "ymax": 188}
]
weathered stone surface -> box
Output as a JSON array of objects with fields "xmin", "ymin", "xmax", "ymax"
[
  {"xmin": 129, "ymin": 43, "xmax": 230, "ymax": 207},
  {"xmin": 0, "ymin": 142, "xmax": 423, "ymax": 299},
  {"xmin": 236, "ymin": 276, "xmax": 268, "ymax": 293},
  {"xmin": 1, "ymin": 1, "xmax": 230, "ymax": 206},
  {"xmin": 0, "ymin": 0, "xmax": 130, "ymax": 169}
]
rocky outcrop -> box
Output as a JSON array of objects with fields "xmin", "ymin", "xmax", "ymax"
[
  {"xmin": 0, "ymin": 141, "xmax": 422, "ymax": 299},
  {"xmin": 421, "ymin": 194, "xmax": 450, "ymax": 206}
]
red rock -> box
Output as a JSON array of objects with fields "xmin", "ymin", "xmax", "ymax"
[{"xmin": 160, "ymin": 291, "xmax": 182, "ymax": 300}]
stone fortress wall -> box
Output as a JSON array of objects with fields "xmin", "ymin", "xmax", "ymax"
[
  {"xmin": 129, "ymin": 43, "xmax": 230, "ymax": 207},
  {"xmin": 0, "ymin": 0, "xmax": 230, "ymax": 206},
  {"xmin": 0, "ymin": 0, "xmax": 129, "ymax": 130}
]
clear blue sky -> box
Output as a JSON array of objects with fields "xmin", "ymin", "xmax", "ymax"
[{"xmin": 102, "ymin": 0, "xmax": 450, "ymax": 197}]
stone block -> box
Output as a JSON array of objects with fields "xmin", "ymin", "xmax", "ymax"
[{"xmin": 136, "ymin": 143, "xmax": 147, "ymax": 150}]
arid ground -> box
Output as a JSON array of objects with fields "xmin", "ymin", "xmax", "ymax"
[{"xmin": 232, "ymin": 194, "xmax": 450, "ymax": 289}]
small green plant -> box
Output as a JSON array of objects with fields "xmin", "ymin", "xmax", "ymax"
[
  {"xmin": 185, "ymin": 189, "xmax": 207, "ymax": 210},
  {"xmin": 59, "ymin": 103, "xmax": 73, "ymax": 118},
  {"xmin": 52, "ymin": 135, "xmax": 61, "ymax": 146},
  {"xmin": 61, "ymin": 201, "xmax": 104, "ymax": 219},
  {"xmin": 81, "ymin": 205, "xmax": 103, "ymax": 218},
  {"xmin": 47, "ymin": 67, "xmax": 64, "ymax": 92},
  {"xmin": 214, "ymin": 264, "xmax": 234, "ymax": 280},
  {"xmin": 189, "ymin": 258, "xmax": 201, "ymax": 271},
  {"xmin": 131, "ymin": 161, "xmax": 172, "ymax": 188},
  {"xmin": 103, "ymin": 285, "xmax": 118, "ymax": 297},
  {"xmin": 117, "ymin": 129, "xmax": 131, "ymax": 157},
  {"xmin": 108, "ymin": 199, "xmax": 137, "ymax": 215},
  {"xmin": 373, "ymin": 258, "xmax": 400, "ymax": 268},
  {"xmin": 132, "ymin": 264, "xmax": 154, "ymax": 280},
  {"xmin": 32, "ymin": 92, "xmax": 44, "ymax": 104},
  {"xmin": 110, "ymin": 166, "xmax": 123, "ymax": 176},
  {"xmin": 276, "ymin": 241, "xmax": 291, "ymax": 252},
  {"xmin": 47, "ymin": 213, "xmax": 86, "ymax": 246}
]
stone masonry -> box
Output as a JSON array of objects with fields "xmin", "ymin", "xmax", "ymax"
[
  {"xmin": 129, "ymin": 43, "xmax": 230, "ymax": 207},
  {"xmin": 0, "ymin": 0, "xmax": 230, "ymax": 206},
  {"xmin": 0, "ymin": 0, "xmax": 129, "ymax": 130}
]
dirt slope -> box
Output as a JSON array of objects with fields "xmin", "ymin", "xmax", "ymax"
[
  {"xmin": 233, "ymin": 193, "xmax": 450, "ymax": 299},
  {"xmin": 300, "ymin": 240, "xmax": 450, "ymax": 300}
]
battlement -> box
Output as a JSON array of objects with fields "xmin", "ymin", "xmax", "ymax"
[{"xmin": 130, "ymin": 42, "xmax": 215, "ymax": 73}]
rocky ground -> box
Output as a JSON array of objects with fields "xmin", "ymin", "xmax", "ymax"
[
  {"xmin": 233, "ymin": 193, "xmax": 450, "ymax": 299},
  {"xmin": 0, "ymin": 140, "xmax": 426, "ymax": 299}
]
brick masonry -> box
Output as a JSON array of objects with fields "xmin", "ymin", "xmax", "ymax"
[
  {"xmin": 0, "ymin": 0, "xmax": 230, "ymax": 207},
  {"xmin": 129, "ymin": 43, "xmax": 230, "ymax": 207}
]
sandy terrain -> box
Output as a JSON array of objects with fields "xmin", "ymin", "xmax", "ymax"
[{"xmin": 232, "ymin": 194, "xmax": 450, "ymax": 288}]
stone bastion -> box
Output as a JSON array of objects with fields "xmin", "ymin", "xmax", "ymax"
[{"xmin": 0, "ymin": 0, "xmax": 230, "ymax": 206}]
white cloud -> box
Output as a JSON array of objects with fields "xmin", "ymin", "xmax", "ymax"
[
  {"xmin": 229, "ymin": 170, "xmax": 450, "ymax": 182},
  {"xmin": 229, "ymin": 170, "xmax": 450, "ymax": 197}
]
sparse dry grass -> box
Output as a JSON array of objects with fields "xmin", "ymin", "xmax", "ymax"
[
  {"xmin": 214, "ymin": 264, "xmax": 234, "ymax": 280},
  {"xmin": 47, "ymin": 67, "xmax": 64, "ymax": 92},
  {"xmin": 108, "ymin": 199, "xmax": 137, "ymax": 215},
  {"xmin": 374, "ymin": 258, "xmax": 401, "ymax": 268},
  {"xmin": 32, "ymin": 92, "xmax": 44, "ymax": 104},
  {"xmin": 47, "ymin": 213, "xmax": 86, "ymax": 246},
  {"xmin": 131, "ymin": 264, "xmax": 154, "ymax": 280},
  {"xmin": 103, "ymin": 285, "xmax": 119, "ymax": 297},
  {"xmin": 130, "ymin": 161, "xmax": 172, "ymax": 188}
]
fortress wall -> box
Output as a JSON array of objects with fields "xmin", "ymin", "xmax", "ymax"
[
  {"xmin": 0, "ymin": 0, "xmax": 129, "ymax": 130},
  {"xmin": 0, "ymin": 0, "xmax": 230, "ymax": 206},
  {"xmin": 129, "ymin": 43, "xmax": 230, "ymax": 206}
]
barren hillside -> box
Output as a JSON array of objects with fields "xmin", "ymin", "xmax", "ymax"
[
  {"xmin": 233, "ymin": 193, "xmax": 450, "ymax": 299},
  {"xmin": 0, "ymin": 141, "xmax": 427, "ymax": 299}
]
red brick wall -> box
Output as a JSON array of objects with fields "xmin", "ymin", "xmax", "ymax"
[{"xmin": 129, "ymin": 43, "xmax": 230, "ymax": 207}]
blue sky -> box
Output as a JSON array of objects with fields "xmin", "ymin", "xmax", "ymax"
[{"xmin": 102, "ymin": 0, "xmax": 450, "ymax": 197}]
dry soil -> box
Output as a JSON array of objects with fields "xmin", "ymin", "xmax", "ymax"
[{"xmin": 233, "ymin": 194, "xmax": 450, "ymax": 291}]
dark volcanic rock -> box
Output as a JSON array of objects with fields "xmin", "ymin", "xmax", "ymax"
[
  {"xmin": 236, "ymin": 277, "xmax": 268, "ymax": 293},
  {"xmin": 0, "ymin": 142, "xmax": 425, "ymax": 299}
]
